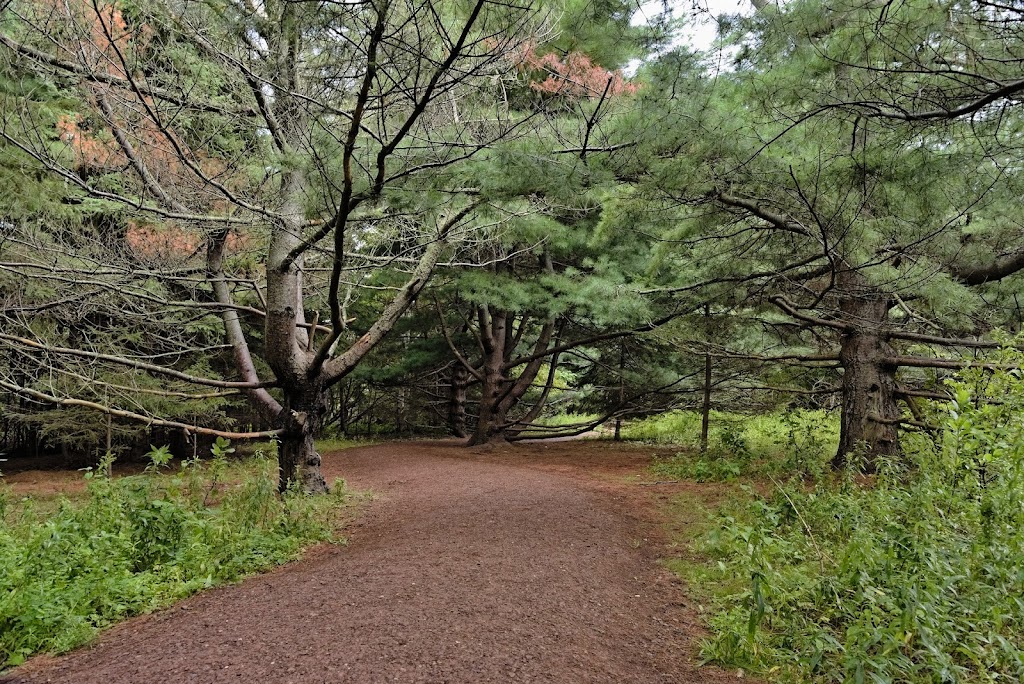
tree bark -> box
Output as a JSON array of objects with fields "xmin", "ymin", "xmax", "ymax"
[
  {"xmin": 834, "ymin": 277, "xmax": 901, "ymax": 470},
  {"xmin": 470, "ymin": 307, "xmax": 509, "ymax": 445},
  {"xmin": 700, "ymin": 304, "xmax": 712, "ymax": 453},
  {"xmin": 614, "ymin": 340, "xmax": 625, "ymax": 441},
  {"xmin": 277, "ymin": 384, "xmax": 329, "ymax": 494},
  {"xmin": 701, "ymin": 350, "xmax": 712, "ymax": 454},
  {"xmin": 471, "ymin": 373, "xmax": 509, "ymax": 445},
  {"xmin": 448, "ymin": 364, "xmax": 469, "ymax": 438},
  {"xmin": 265, "ymin": 168, "xmax": 325, "ymax": 491}
]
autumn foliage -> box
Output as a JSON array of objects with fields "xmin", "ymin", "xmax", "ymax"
[{"xmin": 508, "ymin": 41, "xmax": 638, "ymax": 98}]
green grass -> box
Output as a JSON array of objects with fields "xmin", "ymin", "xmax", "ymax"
[
  {"xmin": 316, "ymin": 436, "xmax": 374, "ymax": 453},
  {"xmin": 0, "ymin": 444, "xmax": 358, "ymax": 669},
  {"xmin": 625, "ymin": 409, "xmax": 839, "ymax": 481},
  {"xmin": 535, "ymin": 412, "xmax": 600, "ymax": 428}
]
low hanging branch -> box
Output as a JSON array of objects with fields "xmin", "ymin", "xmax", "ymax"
[
  {"xmin": 885, "ymin": 355, "xmax": 1019, "ymax": 371},
  {"xmin": 505, "ymin": 372, "xmax": 702, "ymax": 442},
  {"xmin": 49, "ymin": 366, "xmax": 241, "ymax": 400},
  {"xmin": 773, "ymin": 297, "xmax": 1020, "ymax": 354},
  {"xmin": 716, "ymin": 194, "xmax": 814, "ymax": 237},
  {"xmin": 866, "ymin": 412, "xmax": 933, "ymax": 431},
  {"xmin": 0, "ymin": 380, "xmax": 283, "ymax": 439},
  {"xmin": 0, "ymin": 33, "xmax": 253, "ymax": 116},
  {"xmin": 895, "ymin": 387, "xmax": 952, "ymax": 401},
  {"xmin": 885, "ymin": 329, "xmax": 1013, "ymax": 349},
  {"xmin": 502, "ymin": 309, "xmax": 688, "ymax": 371},
  {"xmin": 769, "ymin": 296, "xmax": 850, "ymax": 331},
  {"xmin": 0, "ymin": 333, "xmax": 277, "ymax": 389},
  {"xmin": 838, "ymin": 78, "xmax": 1024, "ymax": 123},
  {"xmin": 435, "ymin": 296, "xmax": 485, "ymax": 382},
  {"xmin": 506, "ymin": 410, "xmax": 621, "ymax": 441},
  {"xmin": 708, "ymin": 349, "xmax": 841, "ymax": 365}
]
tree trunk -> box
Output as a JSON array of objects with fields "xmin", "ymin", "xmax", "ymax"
[
  {"xmin": 470, "ymin": 352, "xmax": 509, "ymax": 445},
  {"xmin": 395, "ymin": 386, "xmax": 407, "ymax": 434},
  {"xmin": 338, "ymin": 382, "xmax": 350, "ymax": 435},
  {"xmin": 468, "ymin": 307, "xmax": 509, "ymax": 446},
  {"xmin": 448, "ymin": 364, "xmax": 469, "ymax": 438},
  {"xmin": 614, "ymin": 340, "xmax": 625, "ymax": 441},
  {"xmin": 834, "ymin": 289, "xmax": 901, "ymax": 471},
  {"xmin": 277, "ymin": 386, "xmax": 329, "ymax": 494},
  {"xmin": 467, "ymin": 307, "xmax": 557, "ymax": 445},
  {"xmin": 701, "ymin": 350, "xmax": 712, "ymax": 454}
]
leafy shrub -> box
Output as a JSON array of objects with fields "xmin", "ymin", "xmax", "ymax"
[
  {"xmin": 0, "ymin": 443, "xmax": 349, "ymax": 668},
  {"xmin": 694, "ymin": 354, "xmax": 1024, "ymax": 682}
]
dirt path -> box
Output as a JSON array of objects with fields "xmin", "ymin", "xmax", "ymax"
[{"xmin": 3, "ymin": 441, "xmax": 740, "ymax": 684}]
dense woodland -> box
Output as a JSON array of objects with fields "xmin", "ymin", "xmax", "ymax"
[
  {"xmin": 3, "ymin": 0, "xmax": 1022, "ymax": 479},
  {"xmin": 1, "ymin": 0, "xmax": 1023, "ymax": 679}
]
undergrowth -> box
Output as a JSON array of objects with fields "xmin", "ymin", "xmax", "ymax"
[
  {"xmin": 636, "ymin": 409, "xmax": 839, "ymax": 481},
  {"xmin": 683, "ymin": 355, "xmax": 1024, "ymax": 682},
  {"xmin": 0, "ymin": 439, "xmax": 351, "ymax": 668}
]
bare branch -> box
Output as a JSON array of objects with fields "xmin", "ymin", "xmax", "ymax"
[
  {"xmin": 770, "ymin": 295, "xmax": 851, "ymax": 331},
  {"xmin": 885, "ymin": 355, "xmax": 1017, "ymax": 371},
  {"xmin": 0, "ymin": 333, "xmax": 277, "ymax": 389},
  {"xmin": 0, "ymin": 380, "xmax": 283, "ymax": 439}
]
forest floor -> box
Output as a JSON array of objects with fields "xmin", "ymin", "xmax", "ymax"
[{"xmin": 1, "ymin": 440, "xmax": 747, "ymax": 684}]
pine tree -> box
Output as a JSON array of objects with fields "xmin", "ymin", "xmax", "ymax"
[{"xmin": 617, "ymin": 0, "xmax": 1024, "ymax": 466}]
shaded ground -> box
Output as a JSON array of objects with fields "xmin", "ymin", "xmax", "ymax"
[{"xmin": 2, "ymin": 440, "xmax": 743, "ymax": 683}]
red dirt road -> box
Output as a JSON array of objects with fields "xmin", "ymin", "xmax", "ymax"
[{"xmin": 3, "ymin": 441, "xmax": 741, "ymax": 684}]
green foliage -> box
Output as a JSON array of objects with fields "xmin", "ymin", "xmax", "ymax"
[
  {"xmin": 534, "ymin": 412, "xmax": 599, "ymax": 428},
  {"xmin": 145, "ymin": 445, "xmax": 173, "ymax": 471},
  {"xmin": 631, "ymin": 409, "xmax": 838, "ymax": 481},
  {"xmin": 549, "ymin": 0, "xmax": 663, "ymax": 69},
  {"xmin": 0, "ymin": 443, "xmax": 350, "ymax": 668},
  {"xmin": 691, "ymin": 357, "xmax": 1024, "ymax": 682}
]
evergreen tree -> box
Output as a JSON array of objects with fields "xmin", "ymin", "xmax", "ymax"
[{"xmin": 618, "ymin": 0, "xmax": 1024, "ymax": 466}]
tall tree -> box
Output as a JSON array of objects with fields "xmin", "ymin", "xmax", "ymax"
[
  {"xmin": 607, "ymin": 0, "xmax": 1024, "ymax": 467},
  {"xmin": 0, "ymin": 0, "xmax": 541, "ymax": 489}
]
